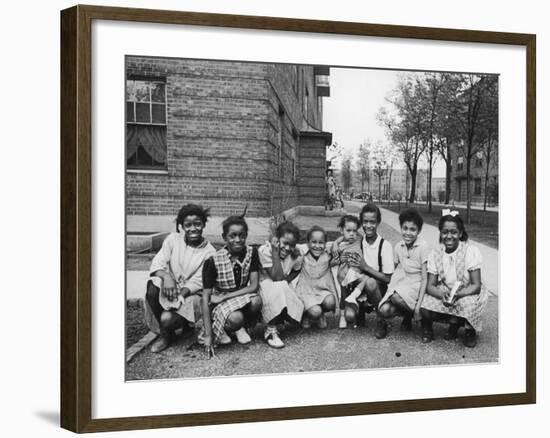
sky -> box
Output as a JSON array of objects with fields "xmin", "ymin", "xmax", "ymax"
[{"xmin": 322, "ymin": 67, "xmax": 445, "ymax": 177}]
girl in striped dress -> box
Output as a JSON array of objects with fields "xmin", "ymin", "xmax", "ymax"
[
  {"xmin": 201, "ymin": 214, "xmax": 262, "ymax": 357},
  {"xmin": 420, "ymin": 211, "xmax": 488, "ymax": 347}
]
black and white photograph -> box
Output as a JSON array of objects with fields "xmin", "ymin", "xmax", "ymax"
[{"xmin": 125, "ymin": 56, "xmax": 499, "ymax": 381}]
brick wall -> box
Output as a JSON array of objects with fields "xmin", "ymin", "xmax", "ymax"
[{"xmin": 126, "ymin": 57, "xmax": 326, "ymax": 218}]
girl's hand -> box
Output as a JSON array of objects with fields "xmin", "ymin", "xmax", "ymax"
[
  {"xmin": 270, "ymin": 237, "xmax": 279, "ymax": 252},
  {"xmin": 210, "ymin": 294, "xmax": 224, "ymax": 306},
  {"xmin": 413, "ymin": 303, "xmax": 422, "ymax": 321},
  {"xmin": 442, "ymin": 290, "xmax": 457, "ymax": 307},
  {"xmin": 203, "ymin": 335, "xmax": 216, "ymax": 359},
  {"xmin": 162, "ymin": 276, "xmax": 177, "ymax": 301},
  {"xmin": 348, "ymin": 253, "xmax": 367, "ymax": 272}
]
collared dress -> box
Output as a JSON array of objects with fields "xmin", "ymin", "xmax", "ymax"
[
  {"xmin": 379, "ymin": 238, "xmax": 430, "ymax": 312},
  {"xmin": 202, "ymin": 246, "xmax": 260, "ymax": 343},
  {"xmin": 258, "ymin": 242, "xmax": 304, "ymax": 324},
  {"xmin": 420, "ymin": 241, "xmax": 488, "ymax": 331},
  {"xmin": 144, "ymin": 233, "xmax": 216, "ymax": 334},
  {"xmin": 295, "ymin": 250, "xmax": 338, "ymax": 311}
]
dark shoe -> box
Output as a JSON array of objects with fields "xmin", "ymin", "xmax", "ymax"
[
  {"xmin": 421, "ymin": 320, "xmax": 433, "ymax": 343},
  {"xmin": 400, "ymin": 315, "xmax": 413, "ymax": 332},
  {"xmin": 444, "ymin": 323, "xmax": 460, "ymax": 340},
  {"xmin": 375, "ymin": 320, "xmax": 388, "ymax": 339},
  {"xmin": 463, "ymin": 329, "xmax": 478, "ymax": 348},
  {"xmin": 151, "ymin": 333, "xmax": 172, "ymax": 353}
]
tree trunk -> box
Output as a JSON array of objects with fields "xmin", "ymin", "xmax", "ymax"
[
  {"xmin": 427, "ymin": 149, "xmax": 433, "ymax": 212},
  {"xmin": 466, "ymin": 150, "xmax": 472, "ymax": 225},
  {"xmin": 445, "ymin": 142, "xmax": 452, "ymax": 204},
  {"xmin": 483, "ymin": 137, "xmax": 492, "ymax": 213},
  {"xmin": 409, "ymin": 165, "xmax": 417, "ymax": 204}
]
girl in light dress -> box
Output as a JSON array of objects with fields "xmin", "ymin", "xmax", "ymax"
[
  {"xmin": 258, "ymin": 221, "xmax": 304, "ymax": 349},
  {"xmin": 144, "ymin": 204, "xmax": 216, "ymax": 353},
  {"xmin": 420, "ymin": 211, "xmax": 488, "ymax": 347},
  {"xmin": 378, "ymin": 209, "xmax": 429, "ymax": 337},
  {"xmin": 295, "ymin": 226, "xmax": 338, "ymax": 329}
]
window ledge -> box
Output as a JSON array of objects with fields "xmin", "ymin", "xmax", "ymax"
[{"xmin": 126, "ymin": 168, "xmax": 168, "ymax": 175}]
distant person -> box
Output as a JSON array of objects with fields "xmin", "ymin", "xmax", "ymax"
[
  {"xmin": 378, "ymin": 209, "xmax": 429, "ymax": 337},
  {"xmin": 420, "ymin": 210, "xmax": 488, "ymax": 347},
  {"xmin": 325, "ymin": 169, "xmax": 336, "ymax": 210},
  {"xmin": 144, "ymin": 204, "xmax": 216, "ymax": 353}
]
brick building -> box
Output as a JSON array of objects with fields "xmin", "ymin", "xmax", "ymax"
[
  {"xmin": 125, "ymin": 57, "xmax": 332, "ymax": 233},
  {"xmin": 450, "ymin": 143, "xmax": 498, "ymax": 205}
]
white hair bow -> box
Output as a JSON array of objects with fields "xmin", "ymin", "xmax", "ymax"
[{"xmin": 442, "ymin": 209, "xmax": 459, "ymax": 217}]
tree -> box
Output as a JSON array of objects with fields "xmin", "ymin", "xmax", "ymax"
[
  {"xmin": 356, "ymin": 140, "xmax": 372, "ymax": 193},
  {"xmin": 415, "ymin": 73, "xmax": 448, "ymax": 212},
  {"xmin": 340, "ymin": 152, "xmax": 353, "ymax": 193},
  {"xmin": 448, "ymin": 74, "xmax": 497, "ymax": 223},
  {"xmin": 370, "ymin": 141, "xmax": 393, "ymax": 202},
  {"xmin": 377, "ymin": 76, "xmax": 426, "ymax": 203}
]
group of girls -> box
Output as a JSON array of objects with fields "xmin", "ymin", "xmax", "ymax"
[{"xmin": 144, "ymin": 202, "xmax": 488, "ymax": 357}]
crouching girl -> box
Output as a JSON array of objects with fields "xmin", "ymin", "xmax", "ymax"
[
  {"xmin": 296, "ymin": 226, "xmax": 338, "ymax": 329},
  {"xmin": 201, "ymin": 213, "xmax": 262, "ymax": 357},
  {"xmin": 378, "ymin": 208, "xmax": 429, "ymax": 336},
  {"xmin": 145, "ymin": 204, "xmax": 216, "ymax": 353},
  {"xmin": 420, "ymin": 211, "xmax": 488, "ymax": 347},
  {"xmin": 258, "ymin": 221, "xmax": 304, "ymax": 348}
]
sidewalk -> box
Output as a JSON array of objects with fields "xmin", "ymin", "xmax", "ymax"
[{"xmin": 379, "ymin": 207, "xmax": 499, "ymax": 296}]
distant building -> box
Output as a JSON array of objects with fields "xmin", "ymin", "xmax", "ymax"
[
  {"xmin": 450, "ymin": 143, "xmax": 498, "ymax": 205},
  {"xmin": 125, "ymin": 57, "xmax": 332, "ymax": 230}
]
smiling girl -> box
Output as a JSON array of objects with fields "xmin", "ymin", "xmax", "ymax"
[
  {"xmin": 258, "ymin": 221, "xmax": 304, "ymax": 348},
  {"xmin": 145, "ymin": 204, "xmax": 216, "ymax": 353},
  {"xmin": 201, "ymin": 213, "xmax": 262, "ymax": 356},
  {"xmin": 420, "ymin": 211, "xmax": 488, "ymax": 347},
  {"xmin": 295, "ymin": 226, "xmax": 338, "ymax": 329},
  {"xmin": 378, "ymin": 209, "xmax": 429, "ymax": 337}
]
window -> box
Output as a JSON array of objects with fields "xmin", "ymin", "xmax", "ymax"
[
  {"xmin": 475, "ymin": 150, "xmax": 483, "ymax": 167},
  {"xmin": 474, "ymin": 178, "xmax": 482, "ymax": 195},
  {"xmin": 126, "ymin": 79, "xmax": 167, "ymax": 169},
  {"xmin": 291, "ymin": 150, "xmax": 297, "ymax": 183},
  {"xmin": 457, "ymin": 156, "xmax": 464, "ymax": 171}
]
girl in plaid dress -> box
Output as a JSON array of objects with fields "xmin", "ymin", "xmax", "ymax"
[
  {"xmin": 420, "ymin": 211, "xmax": 488, "ymax": 347},
  {"xmin": 296, "ymin": 226, "xmax": 337, "ymax": 329},
  {"xmin": 258, "ymin": 221, "xmax": 304, "ymax": 349},
  {"xmin": 201, "ymin": 214, "xmax": 262, "ymax": 357}
]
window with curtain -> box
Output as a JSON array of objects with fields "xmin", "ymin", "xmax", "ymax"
[{"xmin": 126, "ymin": 79, "xmax": 167, "ymax": 169}]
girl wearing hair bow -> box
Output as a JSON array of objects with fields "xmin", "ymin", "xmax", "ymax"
[{"xmin": 420, "ymin": 210, "xmax": 488, "ymax": 347}]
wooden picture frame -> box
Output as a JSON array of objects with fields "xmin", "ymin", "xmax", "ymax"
[{"xmin": 60, "ymin": 4, "xmax": 536, "ymax": 433}]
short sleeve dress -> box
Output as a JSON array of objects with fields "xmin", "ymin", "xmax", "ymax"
[
  {"xmin": 257, "ymin": 242, "xmax": 304, "ymax": 324},
  {"xmin": 420, "ymin": 241, "xmax": 488, "ymax": 331},
  {"xmin": 295, "ymin": 250, "xmax": 338, "ymax": 311}
]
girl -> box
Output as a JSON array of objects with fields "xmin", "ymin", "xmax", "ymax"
[
  {"xmin": 201, "ymin": 213, "xmax": 262, "ymax": 357},
  {"xmin": 258, "ymin": 221, "xmax": 304, "ymax": 348},
  {"xmin": 378, "ymin": 208, "xmax": 429, "ymax": 336},
  {"xmin": 145, "ymin": 204, "xmax": 216, "ymax": 353},
  {"xmin": 296, "ymin": 226, "xmax": 338, "ymax": 329},
  {"xmin": 420, "ymin": 210, "xmax": 488, "ymax": 347},
  {"xmin": 331, "ymin": 215, "xmax": 370, "ymax": 329}
]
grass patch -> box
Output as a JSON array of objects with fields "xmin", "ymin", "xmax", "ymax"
[
  {"xmin": 126, "ymin": 299, "xmax": 148, "ymax": 349},
  {"xmin": 383, "ymin": 202, "xmax": 498, "ymax": 249}
]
